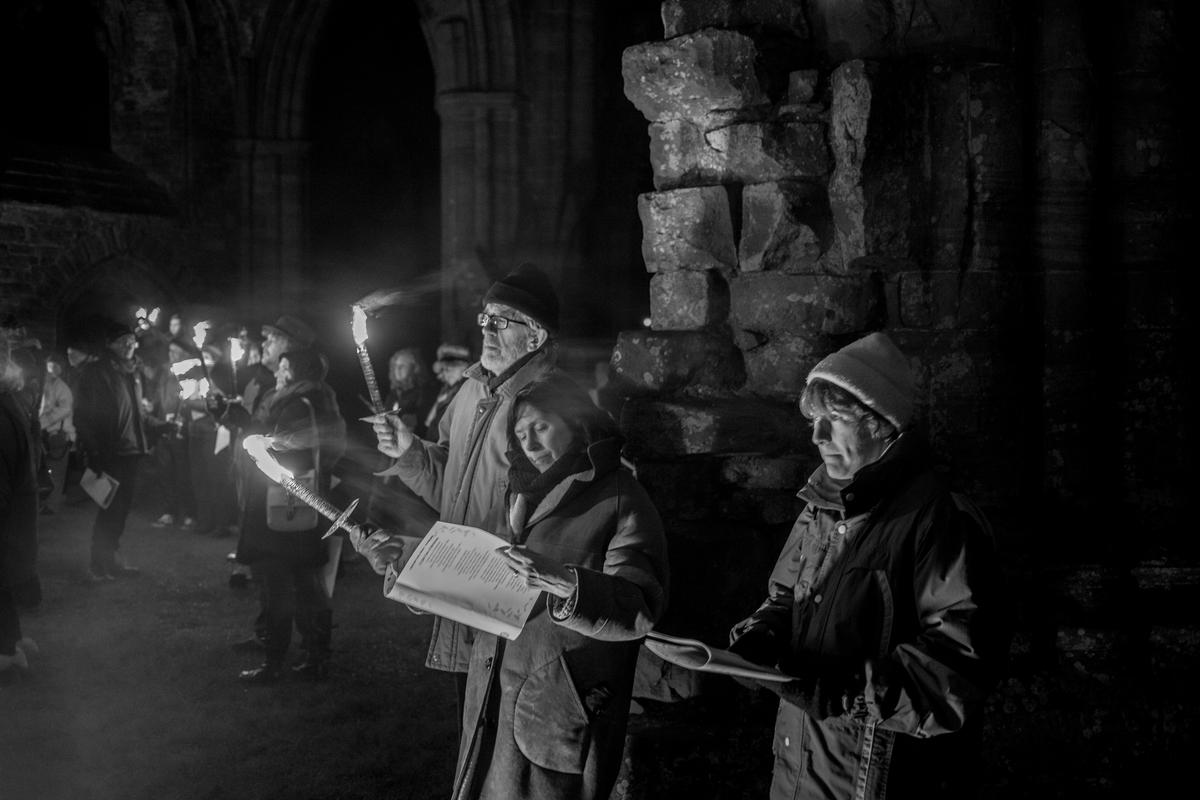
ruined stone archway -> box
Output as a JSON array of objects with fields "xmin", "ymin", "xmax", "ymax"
[{"xmin": 42, "ymin": 215, "xmax": 194, "ymax": 348}]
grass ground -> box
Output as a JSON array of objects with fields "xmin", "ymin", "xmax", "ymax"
[{"xmin": 0, "ymin": 489, "xmax": 459, "ymax": 800}]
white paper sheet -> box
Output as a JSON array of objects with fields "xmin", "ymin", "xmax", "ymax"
[{"xmin": 382, "ymin": 521, "xmax": 540, "ymax": 640}]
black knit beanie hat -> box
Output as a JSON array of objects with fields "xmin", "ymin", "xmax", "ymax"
[{"xmin": 483, "ymin": 263, "xmax": 559, "ymax": 333}]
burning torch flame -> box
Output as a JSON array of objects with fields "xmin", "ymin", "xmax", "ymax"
[
  {"xmin": 229, "ymin": 337, "xmax": 244, "ymax": 364},
  {"xmin": 192, "ymin": 321, "xmax": 210, "ymax": 351},
  {"xmin": 243, "ymin": 435, "xmax": 292, "ymax": 483},
  {"xmin": 170, "ymin": 358, "xmax": 202, "ymax": 376},
  {"xmin": 178, "ymin": 377, "xmax": 210, "ymax": 400},
  {"xmin": 148, "ymin": 307, "xmax": 161, "ymax": 325},
  {"xmin": 352, "ymin": 304, "xmax": 368, "ymax": 346},
  {"xmin": 135, "ymin": 307, "xmax": 148, "ymax": 321}
]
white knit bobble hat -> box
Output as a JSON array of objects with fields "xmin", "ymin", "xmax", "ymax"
[{"xmin": 805, "ymin": 332, "xmax": 915, "ymax": 430}]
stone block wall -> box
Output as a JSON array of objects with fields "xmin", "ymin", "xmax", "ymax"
[
  {"xmin": 0, "ymin": 201, "xmax": 231, "ymax": 346},
  {"xmin": 618, "ymin": 23, "xmax": 1029, "ymax": 639}
]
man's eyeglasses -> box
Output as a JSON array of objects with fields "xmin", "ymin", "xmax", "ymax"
[{"xmin": 477, "ymin": 312, "xmax": 530, "ymax": 331}]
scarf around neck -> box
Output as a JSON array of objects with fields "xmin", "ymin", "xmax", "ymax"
[{"xmin": 507, "ymin": 447, "xmax": 591, "ymax": 509}]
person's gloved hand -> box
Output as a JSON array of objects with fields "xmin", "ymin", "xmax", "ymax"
[
  {"xmin": 768, "ymin": 672, "xmax": 856, "ymax": 721},
  {"xmin": 355, "ymin": 528, "xmax": 407, "ymax": 575},
  {"xmin": 727, "ymin": 626, "xmax": 782, "ymax": 667}
]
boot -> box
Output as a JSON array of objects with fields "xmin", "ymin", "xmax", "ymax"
[
  {"xmin": 290, "ymin": 652, "xmax": 330, "ymax": 681},
  {"xmin": 238, "ymin": 660, "xmax": 284, "ymax": 685},
  {"xmin": 109, "ymin": 553, "xmax": 141, "ymax": 578},
  {"xmin": 292, "ymin": 608, "xmax": 332, "ymax": 681}
]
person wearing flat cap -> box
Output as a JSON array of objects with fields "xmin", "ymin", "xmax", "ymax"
[
  {"xmin": 726, "ymin": 332, "xmax": 1004, "ymax": 800},
  {"xmin": 364, "ymin": 263, "xmax": 562, "ymax": 741}
]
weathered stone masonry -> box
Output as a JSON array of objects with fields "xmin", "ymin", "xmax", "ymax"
[{"xmin": 610, "ymin": 2, "xmax": 1194, "ymax": 797}]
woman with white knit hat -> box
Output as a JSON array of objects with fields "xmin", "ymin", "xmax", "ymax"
[{"xmin": 727, "ymin": 331, "xmax": 1004, "ymax": 800}]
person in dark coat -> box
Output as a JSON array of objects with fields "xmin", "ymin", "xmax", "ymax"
[
  {"xmin": 727, "ymin": 332, "xmax": 1003, "ymax": 800},
  {"xmin": 1, "ymin": 336, "xmax": 40, "ymax": 684},
  {"xmin": 73, "ymin": 321, "xmax": 151, "ymax": 581},
  {"xmin": 228, "ymin": 347, "xmax": 346, "ymax": 683},
  {"xmin": 452, "ymin": 374, "xmax": 669, "ymax": 800},
  {"xmin": 214, "ymin": 317, "xmax": 313, "ymax": 631}
]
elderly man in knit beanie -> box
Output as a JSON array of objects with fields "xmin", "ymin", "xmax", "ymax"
[
  {"xmin": 365, "ymin": 263, "xmax": 561, "ymax": 742},
  {"xmin": 727, "ymin": 331, "xmax": 1003, "ymax": 800}
]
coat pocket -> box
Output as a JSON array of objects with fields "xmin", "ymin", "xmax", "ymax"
[{"xmin": 513, "ymin": 655, "xmax": 591, "ymax": 774}]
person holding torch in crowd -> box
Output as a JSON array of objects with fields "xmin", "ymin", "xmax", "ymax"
[
  {"xmin": 361, "ymin": 263, "xmax": 563, "ymax": 742},
  {"xmin": 218, "ymin": 343, "xmax": 346, "ymax": 684}
]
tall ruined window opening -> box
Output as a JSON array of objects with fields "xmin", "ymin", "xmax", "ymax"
[{"xmin": 306, "ymin": 0, "xmax": 441, "ymax": 373}]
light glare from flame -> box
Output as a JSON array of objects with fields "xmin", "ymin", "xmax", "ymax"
[
  {"xmin": 148, "ymin": 308, "xmax": 161, "ymax": 325},
  {"xmin": 351, "ymin": 305, "xmax": 368, "ymax": 345},
  {"xmin": 243, "ymin": 435, "xmax": 293, "ymax": 483},
  {"xmin": 229, "ymin": 337, "xmax": 244, "ymax": 363},
  {"xmin": 136, "ymin": 307, "xmax": 148, "ymax": 320}
]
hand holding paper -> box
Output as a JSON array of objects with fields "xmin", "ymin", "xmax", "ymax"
[
  {"xmin": 80, "ymin": 468, "xmax": 120, "ymax": 509},
  {"xmin": 497, "ymin": 545, "xmax": 577, "ymax": 599},
  {"xmin": 382, "ymin": 522, "xmax": 541, "ymax": 640},
  {"xmin": 643, "ymin": 632, "xmax": 792, "ymax": 682}
]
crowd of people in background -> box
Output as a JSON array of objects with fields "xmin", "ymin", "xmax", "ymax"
[
  {"xmin": 2, "ymin": 262, "xmax": 1004, "ymax": 800},
  {"xmin": 0, "ymin": 305, "xmax": 482, "ymax": 687}
]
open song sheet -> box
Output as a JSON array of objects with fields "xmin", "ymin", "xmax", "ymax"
[
  {"xmin": 643, "ymin": 631, "xmax": 792, "ymax": 682},
  {"xmin": 383, "ymin": 521, "xmax": 540, "ymax": 640}
]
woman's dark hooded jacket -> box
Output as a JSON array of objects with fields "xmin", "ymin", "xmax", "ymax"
[{"xmin": 453, "ymin": 376, "xmax": 669, "ymax": 800}]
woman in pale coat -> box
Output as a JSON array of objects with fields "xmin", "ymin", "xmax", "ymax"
[{"xmin": 453, "ymin": 374, "xmax": 669, "ymax": 800}]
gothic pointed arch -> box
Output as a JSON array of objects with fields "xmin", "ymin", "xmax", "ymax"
[{"xmin": 251, "ymin": 0, "xmax": 335, "ymax": 139}]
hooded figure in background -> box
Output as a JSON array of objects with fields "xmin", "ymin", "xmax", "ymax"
[
  {"xmin": 727, "ymin": 332, "xmax": 1004, "ymax": 800},
  {"xmin": 452, "ymin": 373, "xmax": 669, "ymax": 800}
]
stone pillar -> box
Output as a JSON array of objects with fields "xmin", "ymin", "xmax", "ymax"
[
  {"xmin": 435, "ymin": 91, "xmax": 521, "ymax": 345},
  {"xmin": 236, "ymin": 137, "xmax": 311, "ymax": 320}
]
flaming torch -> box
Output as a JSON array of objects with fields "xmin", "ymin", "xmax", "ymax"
[
  {"xmin": 242, "ymin": 435, "xmax": 366, "ymax": 544},
  {"xmin": 351, "ymin": 303, "xmax": 384, "ymax": 414}
]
